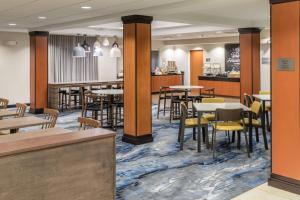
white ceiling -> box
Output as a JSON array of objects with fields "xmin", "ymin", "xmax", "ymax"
[{"xmin": 0, "ymin": 0, "xmax": 270, "ymax": 40}]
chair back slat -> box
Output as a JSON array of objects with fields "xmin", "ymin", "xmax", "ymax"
[
  {"xmin": 16, "ymin": 103, "xmax": 27, "ymax": 118},
  {"xmin": 244, "ymin": 93, "xmax": 254, "ymax": 107},
  {"xmin": 0, "ymin": 98, "xmax": 9, "ymax": 109},
  {"xmin": 78, "ymin": 117, "xmax": 100, "ymax": 130},
  {"xmin": 42, "ymin": 108, "xmax": 59, "ymax": 129}
]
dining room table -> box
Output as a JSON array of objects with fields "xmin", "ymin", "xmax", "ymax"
[
  {"xmin": 193, "ymin": 102, "xmax": 253, "ymax": 152},
  {"xmin": 92, "ymin": 89, "xmax": 124, "ymax": 130},
  {"xmin": 253, "ymin": 94, "xmax": 271, "ymax": 132},
  {"xmin": 0, "ymin": 116, "xmax": 51, "ymax": 133},
  {"xmin": 169, "ymin": 85, "xmax": 204, "ymax": 104},
  {"xmin": 0, "ymin": 109, "xmax": 18, "ymax": 119}
]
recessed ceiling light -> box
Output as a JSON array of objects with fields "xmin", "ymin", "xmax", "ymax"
[
  {"xmin": 8, "ymin": 23, "xmax": 16, "ymax": 26},
  {"xmin": 88, "ymin": 25, "xmax": 97, "ymax": 28},
  {"xmin": 38, "ymin": 16, "xmax": 47, "ymax": 20},
  {"xmin": 216, "ymin": 31, "xmax": 223, "ymax": 34},
  {"xmin": 81, "ymin": 6, "xmax": 92, "ymax": 9}
]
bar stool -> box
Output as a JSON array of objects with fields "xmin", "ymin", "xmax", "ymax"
[
  {"xmin": 58, "ymin": 88, "xmax": 67, "ymax": 111},
  {"xmin": 157, "ymin": 86, "xmax": 172, "ymax": 119},
  {"xmin": 67, "ymin": 87, "xmax": 80, "ymax": 109}
]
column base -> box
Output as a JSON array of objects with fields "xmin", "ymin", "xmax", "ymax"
[
  {"xmin": 29, "ymin": 108, "xmax": 44, "ymax": 114},
  {"xmin": 269, "ymin": 173, "xmax": 300, "ymax": 195},
  {"xmin": 122, "ymin": 134, "xmax": 153, "ymax": 145}
]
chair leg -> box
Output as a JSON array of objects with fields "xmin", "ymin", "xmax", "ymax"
[
  {"xmin": 180, "ymin": 126, "xmax": 185, "ymax": 151},
  {"xmin": 255, "ymin": 127, "xmax": 259, "ymax": 142},
  {"xmin": 193, "ymin": 127, "xmax": 196, "ymax": 141},
  {"xmin": 244, "ymin": 131, "xmax": 251, "ymax": 158},
  {"xmin": 205, "ymin": 125, "xmax": 209, "ymax": 149},
  {"xmin": 237, "ymin": 131, "xmax": 241, "ymax": 150},
  {"xmin": 212, "ymin": 129, "xmax": 217, "ymax": 159},
  {"xmin": 163, "ymin": 98, "xmax": 167, "ymax": 116},
  {"xmin": 202, "ymin": 127, "xmax": 206, "ymax": 143},
  {"xmin": 266, "ymin": 111, "xmax": 271, "ymax": 132},
  {"xmin": 178, "ymin": 120, "xmax": 182, "ymax": 142},
  {"xmin": 262, "ymin": 127, "xmax": 269, "ymax": 150},
  {"xmin": 157, "ymin": 97, "xmax": 161, "ymax": 119},
  {"xmin": 170, "ymin": 101, "xmax": 174, "ymax": 123},
  {"xmin": 231, "ymin": 131, "xmax": 236, "ymax": 143},
  {"xmin": 227, "ymin": 131, "xmax": 231, "ymax": 143}
]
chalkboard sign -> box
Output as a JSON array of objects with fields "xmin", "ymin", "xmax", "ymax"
[{"xmin": 225, "ymin": 44, "xmax": 240, "ymax": 72}]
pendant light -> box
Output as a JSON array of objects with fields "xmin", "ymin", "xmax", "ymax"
[
  {"xmin": 110, "ymin": 36, "xmax": 121, "ymax": 58},
  {"xmin": 73, "ymin": 35, "xmax": 85, "ymax": 58},
  {"xmin": 93, "ymin": 36, "xmax": 103, "ymax": 57},
  {"xmin": 81, "ymin": 34, "xmax": 91, "ymax": 52},
  {"xmin": 102, "ymin": 37, "xmax": 110, "ymax": 47}
]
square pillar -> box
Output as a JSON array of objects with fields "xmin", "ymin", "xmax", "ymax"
[
  {"xmin": 269, "ymin": 0, "xmax": 300, "ymax": 194},
  {"xmin": 121, "ymin": 15, "xmax": 153, "ymax": 144},
  {"xmin": 238, "ymin": 28, "xmax": 261, "ymax": 103},
  {"xmin": 29, "ymin": 31, "xmax": 49, "ymax": 114}
]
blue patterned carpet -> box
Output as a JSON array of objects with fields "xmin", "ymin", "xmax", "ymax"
[{"xmin": 25, "ymin": 106, "xmax": 271, "ymax": 200}]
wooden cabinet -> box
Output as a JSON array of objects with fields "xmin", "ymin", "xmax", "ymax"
[
  {"xmin": 152, "ymin": 74, "xmax": 184, "ymax": 93},
  {"xmin": 199, "ymin": 77, "xmax": 240, "ymax": 97}
]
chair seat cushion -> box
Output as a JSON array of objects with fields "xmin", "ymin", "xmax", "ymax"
[
  {"xmin": 243, "ymin": 118, "xmax": 261, "ymax": 126},
  {"xmin": 214, "ymin": 121, "xmax": 244, "ymax": 131},
  {"xmin": 203, "ymin": 113, "xmax": 215, "ymax": 121},
  {"xmin": 185, "ymin": 118, "xmax": 209, "ymax": 126}
]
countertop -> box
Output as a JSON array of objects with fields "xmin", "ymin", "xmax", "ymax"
[
  {"xmin": 199, "ymin": 75, "xmax": 240, "ymax": 82},
  {"xmin": 152, "ymin": 72, "xmax": 184, "ymax": 76}
]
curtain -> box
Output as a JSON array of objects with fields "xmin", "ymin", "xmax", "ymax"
[{"xmin": 48, "ymin": 35, "xmax": 98, "ymax": 83}]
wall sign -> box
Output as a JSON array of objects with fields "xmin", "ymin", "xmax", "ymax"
[
  {"xmin": 225, "ymin": 43, "xmax": 240, "ymax": 72},
  {"xmin": 277, "ymin": 58, "xmax": 295, "ymax": 71}
]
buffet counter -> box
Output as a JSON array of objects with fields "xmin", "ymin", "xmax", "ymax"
[
  {"xmin": 152, "ymin": 73, "xmax": 184, "ymax": 93},
  {"xmin": 199, "ymin": 76, "xmax": 240, "ymax": 97}
]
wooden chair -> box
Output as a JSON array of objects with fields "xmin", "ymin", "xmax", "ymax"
[
  {"xmin": 243, "ymin": 101, "xmax": 269, "ymax": 150},
  {"xmin": 0, "ymin": 98, "xmax": 9, "ymax": 109},
  {"xmin": 212, "ymin": 108, "xmax": 250, "ymax": 158},
  {"xmin": 244, "ymin": 93, "xmax": 254, "ymax": 108},
  {"xmin": 170, "ymin": 90, "xmax": 185, "ymax": 123},
  {"xmin": 16, "ymin": 103, "xmax": 27, "ymax": 118},
  {"xmin": 78, "ymin": 117, "xmax": 100, "ymax": 130},
  {"xmin": 259, "ymin": 91, "xmax": 271, "ymax": 131},
  {"xmin": 157, "ymin": 86, "xmax": 172, "ymax": 119},
  {"xmin": 42, "ymin": 108, "xmax": 59, "ymax": 129},
  {"xmin": 178, "ymin": 102, "xmax": 209, "ymax": 151}
]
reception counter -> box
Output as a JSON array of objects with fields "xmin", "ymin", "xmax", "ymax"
[
  {"xmin": 199, "ymin": 76, "xmax": 240, "ymax": 97},
  {"xmin": 152, "ymin": 73, "xmax": 184, "ymax": 93}
]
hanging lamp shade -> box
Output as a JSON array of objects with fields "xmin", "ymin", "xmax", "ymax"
[
  {"xmin": 93, "ymin": 38, "xmax": 103, "ymax": 57},
  {"xmin": 81, "ymin": 35, "xmax": 91, "ymax": 52},
  {"xmin": 110, "ymin": 41, "xmax": 121, "ymax": 58},
  {"xmin": 102, "ymin": 37, "xmax": 110, "ymax": 47},
  {"xmin": 73, "ymin": 43, "xmax": 85, "ymax": 58}
]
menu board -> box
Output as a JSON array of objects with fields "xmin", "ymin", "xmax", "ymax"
[{"xmin": 225, "ymin": 44, "xmax": 240, "ymax": 72}]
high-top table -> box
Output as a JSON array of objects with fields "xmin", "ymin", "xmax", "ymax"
[
  {"xmin": 169, "ymin": 85, "xmax": 204, "ymax": 102},
  {"xmin": 92, "ymin": 89, "xmax": 124, "ymax": 130},
  {"xmin": 193, "ymin": 103, "xmax": 253, "ymax": 152}
]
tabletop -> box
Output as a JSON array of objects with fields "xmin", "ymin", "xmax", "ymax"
[
  {"xmin": 169, "ymin": 85, "xmax": 204, "ymax": 90},
  {"xmin": 0, "ymin": 128, "xmax": 71, "ymax": 143},
  {"xmin": 193, "ymin": 102, "xmax": 251, "ymax": 112},
  {"xmin": 253, "ymin": 94, "xmax": 271, "ymax": 101},
  {"xmin": 0, "ymin": 110, "xmax": 17, "ymax": 118},
  {"xmin": 0, "ymin": 116, "xmax": 50, "ymax": 131},
  {"xmin": 92, "ymin": 89, "xmax": 124, "ymax": 95}
]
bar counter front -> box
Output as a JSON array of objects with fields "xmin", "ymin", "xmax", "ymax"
[
  {"xmin": 199, "ymin": 76, "xmax": 240, "ymax": 97},
  {"xmin": 152, "ymin": 73, "xmax": 184, "ymax": 93}
]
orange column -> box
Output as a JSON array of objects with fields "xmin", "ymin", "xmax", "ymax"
[
  {"xmin": 122, "ymin": 15, "xmax": 153, "ymax": 144},
  {"xmin": 29, "ymin": 31, "xmax": 49, "ymax": 114},
  {"xmin": 269, "ymin": 0, "xmax": 300, "ymax": 194},
  {"xmin": 238, "ymin": 28, "xmax": 261, "ymax": 103}
]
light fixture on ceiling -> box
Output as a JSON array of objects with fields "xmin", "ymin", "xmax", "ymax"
[
  {"xmin": 73, "ymin": 35, "xmax": 85, "ymax": 58},
  {"xmin": 8, "ymin": 23, "xmax": 16, "ymax": 26},
  {"xmin": 81, "ymin": 6, "xmax": 92, "ymax": 9},
  {"xmin": 216, "ymin": 31, "xmax": 223, "ymax": 34},
  {"xmin": 93, "ymin": 36, "xmax": 103, "ymax": 57},
  {"xmin": 102, "ymin": 37, "xmax": 110, "ymax": 47},
  {"xmin": 110, "ymin": 36, "xmax": 121, "ymax": 58},
  {"xmin": 81, "ymin": 34, "xmax": 91, "ymax": 53},
  {"xmin": 38, "ymin": 16, "xmax": 47, "ymax": 20}
]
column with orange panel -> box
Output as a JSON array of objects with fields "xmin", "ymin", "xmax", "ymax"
[
  {"xmin": 29, "ymin": 31, "xmax": 49, "ymax": 114},
  {"xmin": 238, "ymin": 28, "xmax": 261, "ymax": 103},
  {"xmin": 121, "ymin": 15, "xmax": 153, "ymax": 144},
  {"xmin": 269, "ymin": 0, "xmax": 300, "ymax": 194}
]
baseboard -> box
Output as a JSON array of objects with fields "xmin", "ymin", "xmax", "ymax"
[
  {"xmin": 268, "ymin": 173, "xmax": 300, "ymax": 195},
  {"xmin": 122, "ymin": 134, "xmax": 153, "ymax": 145}
]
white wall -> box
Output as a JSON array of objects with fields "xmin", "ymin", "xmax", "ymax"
[
  {"xmin": 0, "ymin": 32, "xmax": 30, "ymax": 105},
  {"xmin": 98, "ymin": 38, "xmax": 123, "ymax": 81},
  {"xmin": 261, "ymin": 43, "xmax": 271, "ymax": 91}
]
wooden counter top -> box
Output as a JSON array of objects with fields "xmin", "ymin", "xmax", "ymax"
[{"xmin": 0, "ymin": 128, "xmax": 115, "ymax": 158}]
